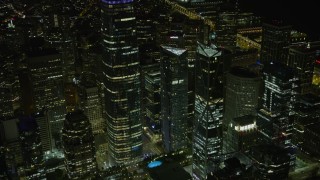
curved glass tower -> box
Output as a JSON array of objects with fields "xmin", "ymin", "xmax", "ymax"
[{"xmin": 101, "ymin": 0, "xmax": 142, "ymax": 164}]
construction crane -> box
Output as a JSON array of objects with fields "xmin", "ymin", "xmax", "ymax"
[{"xmin": 163, "ymin": 0, "xmax": 216, "ymax": 30}]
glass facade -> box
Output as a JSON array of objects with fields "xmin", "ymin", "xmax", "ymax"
[
  {"xmin": 257, "ymin": 62, "xmax": 298, "ymax": 168},
  {"xmin": 62, "ymin": 110, "xmax": 97, "ymax": 179},
  {"xmin": 18, "ymin": 116, "xmax": 44, "ymax": 179},
  {"xmin": 288, "ymin": 45, "xmax": 316, "ymax": 94},
  {"xmin": 27, "ymin": 51, "xmax": 66, "ymax": 150},
  {"xmin": 249, "ymin": 144, "xmax": 290, "ymax": 179},
  {"xmin": 78, "ymin": 77, "xmax": 105, "ymax": 135},
  {"xmin": 0, "ymin": 50, "xmax": 19, "ymax": 117},
  {"xmin": 160, "ymin": 46, "xmax": 188, "ymax": 152},
  {"xmin": 258, "ymin": 62, "xmax": 297, "ymax": 145},
  {"xmin": 101, "ymin": 0, "xmax": 142, "ymax": 164},
  {"xmin": 260, "ymin": 23, "xmax": 291, "ymax": 65},
  {"xmin": 224, "ymin": 67, "xmax": 261, "ymax": 152},
  {"xmin": 224, "ymin": 67, "xmax": 261, "ymax": 127},
  {"xmin": 192, "ymin": 43, "xmax": 223, "ymax": 180},
  {"xmin": 145, "ymin": 68, "xmax": 161, "ymax": 134}
]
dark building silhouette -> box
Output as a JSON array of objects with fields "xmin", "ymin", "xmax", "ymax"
[
  {"xmin": 288, "ymin": 43, "xmax": 317, "ymax": 94},
  {"xmin": 260, "ymin": 22, "xmax": 291, "ymax": 65},
  {"xmin": 303, "ymin": 123, "xmax": 320, "ymax": 159},
  {"xmin": 18, "ymin": 116, "xmax": 44, "ymax": 179},
  {"xmin": 293, "ymin": 93, "xmax": 320, "ymax": 148},
  {"xmin": 249, "ymin": 144, "xmax": 291, "ymax": 179},
  {"xmin": 0, "ymin": 117, "xmax": 21, "ymax": 178},
  {"xmin": 0, "ymin": 43, "xmax": 20, "ymax": 117}
]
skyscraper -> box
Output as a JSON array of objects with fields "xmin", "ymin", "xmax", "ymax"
[
  {"xmin": 78, "ymin": 75, "xmax": 105, "ymax": 135},
  {"xmin": 288, "ymin": 44, "xmax": 316, "ymax": 94},
  {"xmin": 18, "ymin": 116, "xmax": 44, "ymax": 179},
  {"xmin": 26, "ymin": 48, "xmax": 64, "ymax": 113},
  {"xmin": 224, "ymin": 67, "xmax": 261, "ymax": 152},
  {"xmin": 160, "ymin": 45, "xmax": 188, "ymax": 153},
  {"xmin": 224, "ymin": 66, "xmax": 261, "ymax": 128},
  {"xmin": 293, "ymin": 94, "xmax": 320, "ymax": 148},
  {"xmin": 260, "ymin": 22, "xmax": 291, "ymax": 65},
  {"xmin": 0, "ymin": 117, "xmax": 22, "ymax": 178},
  {"xmin": 101, "ymin": 0, "xmax": 142, "ymax": 164},
  {"xmin": 34, "ymin": 110, "xmax": 53, "ymax": 154},
  {"xmin": 257, "ymin": 62, "xmax": 298, "ymax": 147},
  {"xmin": 27, "ymin": 47, "xmax": 66, "ymax": 148},
  {"xmin": 144, "ymin": 66, "xmax": 161, "ymax": 137},
  {"xmin": 62, "ymin": 110, "xmax": 97, "ymax": 179},
  {"xmin": 257, "ymin": 62, "xmax": 298, "ymax": 168},
  {"xmin": 0, "ymin": 42, "xmax": 21, "ymax": 118},
  {"xmin": 192, "ymin": 42, "xmax": 223, "ymax": 180}
]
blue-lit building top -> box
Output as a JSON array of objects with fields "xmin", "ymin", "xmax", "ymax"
[{"xmin": 101, "ymin": 0, "xmax": 133, "ymax": 4}]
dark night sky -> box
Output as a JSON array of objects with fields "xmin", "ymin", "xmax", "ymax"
[{"xmin": 238, "ymin": 0, "xmax": 320, "ymax": 40}]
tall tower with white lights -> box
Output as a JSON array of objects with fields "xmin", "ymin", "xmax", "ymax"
[{"xmin": 101, "ymin": 0, "xmax": 142, "ymax": 164}]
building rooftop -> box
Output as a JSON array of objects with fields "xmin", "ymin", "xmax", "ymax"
[
  {"xmin": 263, "ymin": 20, "xmax": 292, "ymax": 29},
  {"xmin": 161, "ymin": 45, "xmax": 187, "ymax": 56},
  {"xmin": 263, "ymin": 62, "xmax": 295, "ymax": 81},
  {"xmin": 230, "ymin": 66, "xmax": 258, "ymax": 78},
  {"xmin": 64, "ymin": 110, "xmax": 90, "ymax": 131},
  {"xmin": 232, "ymin": 115, "xmax": 256, "ymax": 126},
  {"xmin": 250, "ymin": 144, "xmax": 290, "ymax": 165},
  {"xmin": 197, "ymin": 42, "xmax": 222, "ymax": 58},
  {"xmin": 289, "ymin": 43, "xmax": 318, "ymax": 53}
]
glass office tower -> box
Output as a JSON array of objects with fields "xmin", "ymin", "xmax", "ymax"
[
  {"xmin": 257, "ymin": 62, "xmax": 299, "ymax": 168},
  {"xmin": 160, "ymin": 46, "xmax": 189, "ymax": 153},
  {"xmin": 257, "ymin": 62, "xmax": 298, "ymax": 147},
  {"xmin": 260, "ymin": 22, "xmax": 291, "ymax": 65},
  {"xmin": 101, "ymin": 0, "xmax": 142, "ymax": 164},
  {"xmin": 192, "ymin": 42, "xmax": 223, "ymax": 180}
]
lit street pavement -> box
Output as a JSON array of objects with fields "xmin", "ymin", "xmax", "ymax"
[{"xmin": 142, "ymin": 132, "xmax": 164, "ymax": 156}]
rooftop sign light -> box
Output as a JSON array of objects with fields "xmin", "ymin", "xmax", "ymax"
[{"xmin": 101, "ymin": 0, "xmax": 133, "ymax": 4}]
